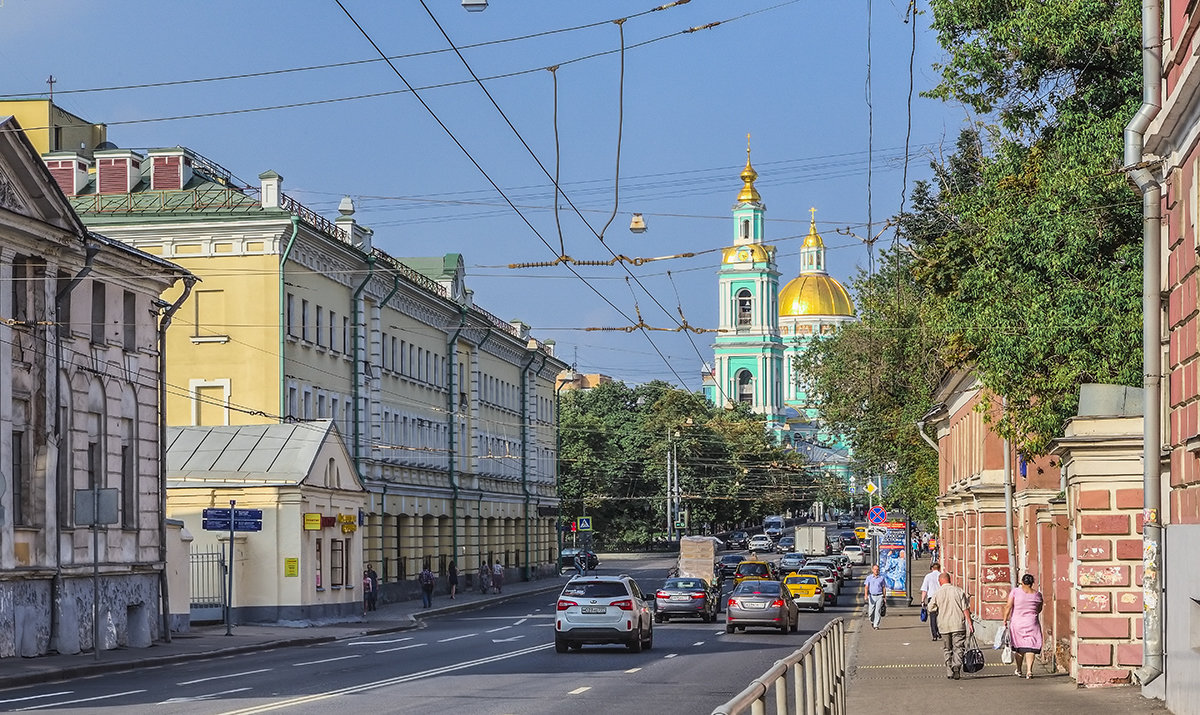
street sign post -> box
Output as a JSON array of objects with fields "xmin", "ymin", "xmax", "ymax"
[
  {"xmin": 203, "ymin": 501, "xmax": 264, "ymax": 635},
  {"xmin": 867, "ymin": 505, "xmax": 887, "ymax": 525},
  {"xmin": 577, "ymin": 517, "xmax": 593, "ymax": 532}
]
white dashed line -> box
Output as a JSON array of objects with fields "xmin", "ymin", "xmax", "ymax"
[
  {"xmin": 0, "ymin": 693, "xmax": 72, "ymax": 705},
  {"xmin": 693, "ymin": 641, "xmax": 705, "ymax": 646},
  {"xmin": 486, "ymin": 626, "xmax": 512, "ymax": 633},
  {"xmin": 568, "ymin": 687, "xmax": 591, "ymax": 695},
  {"xmin": 664, "ymin": 653, "xmax": 678, "ymax": 658},
  {"xmin": 438, "ymin": 634, "xmax": 477, "ymax": 643},
  {"xmin": 348, "ymin": 637, "xmax": 411, "ymax": 646},
  {"xmin": 294, "ymin": 655, "xmax": 362, "ymax": 667},
  {"xmin": 624, "ymin": 668, "xmax": 642, "ymax": 674},
  {"xmin": 377, "ymin": 643, "xmax": 427, "ymax": 653},
  {"xmin": 178, "ymin": 669, "xmax": 271, "ymax": 686},
  {"xmin": 16, "ymin": 690, "xmax": 146, "ymax": 711}
]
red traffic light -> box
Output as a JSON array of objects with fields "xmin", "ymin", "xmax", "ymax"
[{"xmin": 570, "ymin": 521, "xmax": 578, "ymax": 532}]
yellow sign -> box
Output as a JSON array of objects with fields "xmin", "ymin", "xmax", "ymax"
[
  {"xmin": 284, "ymin": 558, "xmax": 299, "ymax": 577},
  {"xmin": 303, "ymin": 513, "xmax": 322, "ymax": 531},
  {"xmin": 865, "ymin": 481, "xmax": 877, "ymax": 495},
  {"xmin": 337, "ymin": 513, "xmax": 357, "ymax": 533}
]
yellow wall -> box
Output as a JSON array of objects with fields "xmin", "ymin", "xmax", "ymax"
[
  {"xmin": 0, "ymin": 99, "xmax": 106, "ymax": 156},
  {"xmin": 160, "ymin": 252, "xmax": 281, "ymax": 426}
]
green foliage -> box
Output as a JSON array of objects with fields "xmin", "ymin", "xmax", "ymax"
[{"xmin": 557, "ymin": 381, "xmax": 814, "ymax": 549}]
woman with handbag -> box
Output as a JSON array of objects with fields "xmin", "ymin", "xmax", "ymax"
[{"xmin": 1002, "ymin": 573, "xmax": 1044, "ymax": 679}]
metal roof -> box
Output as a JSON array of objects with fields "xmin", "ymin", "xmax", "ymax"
[{"xmin": 166, "ymin": 420, "xmax": 346, "ymax": 487}]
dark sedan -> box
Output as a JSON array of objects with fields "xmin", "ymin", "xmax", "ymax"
[
  {"xmin": 558, "ymin": 548, "xmax": 599, "ymax": 573},
  {"xmin": 726, "ymin": 531, "xmax": 750, "ymax": 550},
  {"xmin": 654, "ymin": 577, "xmax": 720, "ymax": 622}
]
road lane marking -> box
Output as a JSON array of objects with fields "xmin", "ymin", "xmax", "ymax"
[
  {"xmin": 437, "ymin": 633, "xmax": 477, "ymax": 643},
  {"xmin": 294, "ymin": 655, "xmax": 362, "ymax": 667},
  {"xmin": 693, "ymin": 641, "xmax": 705, "ymax": 646},
  {"xmin": 492, "ymin": 635, "xmax": 525, "ymax": 643},
  {"xmin": 377, "ymin": 643, "xmax": 426, "ymax": 653},
  {"xmin": 162, "ymin": 688, "xmax": 252, "ymax": 704},
  {"xmin": 348, "ymin": 637, "xmax": 412, "ymax": 646},
  {"xmin": 515, "ymin": 618, "xmax": 528, "ymax": 625},
  {"xmin": 216, "ymin": 644, "xmax": 553, "ymax": 715},
  {"xmin": 0, "ymin": 693, "xmax": 72, "ymax": 704},
  {"xmin": 16, "ymin": 690, "xmax": 146, "ymax": 711},
  {"xmin": 624, "ymin": 668, "xmax": 641, "ymax": 674},
  {"xmin": 664, "ymin": 653, "xmax": 678, "ymax": 658},
  {"xmin": 486, "ymin": 626, "xmax": 512, "ymax": 633},
  {"xmin": 568, "ymin": 687, "xmax": 591, "ymax": 695},
  {"xmin": 179, "ymin": 669, "xmax": 272, "ymax": 686}
]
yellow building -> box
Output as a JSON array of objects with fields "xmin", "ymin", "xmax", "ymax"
[
  {"xmin": 30, "ymin": 116, "xmax": 567, "ymax": 610},
  {"xmin": 0, "ymin": 99, "xmax": 106, "ymax": 157}
]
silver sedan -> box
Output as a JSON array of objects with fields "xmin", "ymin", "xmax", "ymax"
[{"xmin": 724, "ymin": 579, "xmax": 798, "ymax": 634}]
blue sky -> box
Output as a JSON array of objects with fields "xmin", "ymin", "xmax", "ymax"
[{"xmin": 2, "ymin": 0, "xmax": 966, "ymax": 389}]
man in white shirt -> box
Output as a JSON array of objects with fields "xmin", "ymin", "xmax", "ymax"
[{"xmin": 920, "ymin": 562, "xmax": 942, "ymax": 641}]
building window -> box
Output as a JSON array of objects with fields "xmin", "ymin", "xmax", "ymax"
[
  {"xmin": 417, "ymin": 348, "xmax": 424, "ymax": 381},
  {"xmin": 123, "ymin": 290, "xmax": 137, "ymax": 352},
  {"xmin": 391, "ymin": 337, "xmax": 398, "ymax": 373},
  {"xmin": 286, "ymin": 293, "xmax": 295, "ymax": 338},
  {"xmin": 194, "ymin": 289, "xmax": 229, "ymax": 340},
  {"xmin": 316, "ymin": 307, "xmax": 325, "ymax": 347},
  {"xmin": 57, "ymin": 406, "xmax": 70, "ymax": 524},
  {"xmin": 737, "ymin": 370, "xmax": 754, "ymax": 404},
  {"xmin": 12, "ymin": 431, "xmax": 28, "ymax": 526},
  {"xmin": 303, "ymin": 389, "xmax": 313, "ymax": 420},
  {"xmin": 87, "ymin": 440, "xmax": 101, "ymax": 489},
  {"xmin": 91, "ymin": 280, "xmax": 106, "ymax": 344},
  {"xmin": 741, "ymin": 219, "xmax": 750, "ymax": 240},
  {"xmin": 288, "ymin": 386, "xmax": 298, "ymax": 419},
  {"xmin": 318, "ymin": 393, "xmax": 327, "ymax": 418},
  {"xmin": 331, "ymin": 539, "xmax": 345, "ymax": 587},
  {"xmin": 57, "ymin": 270, "xmax": 72, "ymax": 338},
  {"xmin": 737, "ymin": 289, "xmax": 753, "ymax": 327},
  {"xmin": 315, "ymin": 538, "xmax": 323, "ymax": 589},
  {"xmin": 329, "ymin": 311, "xmax": 338, "ymax": 352},
  {"xmin": 301, "ymin": 300, "xmax": 310, "ymax": 341},
  {"xmin": 121, "ymin": 441, "xmax": 136, "ymax": 528},
  {"xmin": 343, "ymin": 317, "xmax": 350, "ymax": 355}
]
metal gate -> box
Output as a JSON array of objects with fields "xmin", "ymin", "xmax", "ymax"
[{"xmin": 190, "ymin": 546, "xmax": 226, "ymax": 622}]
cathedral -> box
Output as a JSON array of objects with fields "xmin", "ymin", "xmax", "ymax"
[{"xmin": 702, "ymin": 145, "xmax": 855, "ymax": 477}]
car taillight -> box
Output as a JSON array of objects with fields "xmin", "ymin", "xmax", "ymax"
[
  {"xmin": 656, "ymin": 591, "xmax": 668, "ymax": 600},
  {"xmin": 611, "ymin": 599, "xmax": 634, "ymax": 611},
  {"xmin": 816, "ymin": 587, "xmax": 823, "ymax": 593},
  {"xmin": 557, "ymin": 599, "xmax": 577, "ymax": 611},
  {"xmin": 770, "ymin": 599, "xmax": 785, "ymax": 608},
  {"xmin": 728, "ymin": 598, "xmax": 738, "ymax": 608},
  {"xmin": 692, "ymin": 592, "xmax": 707, "ymax": 599}
]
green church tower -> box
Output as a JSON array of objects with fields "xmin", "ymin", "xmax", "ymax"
[{"xmin": 706, "ymin": 141, "xmax": 785, "ymax": 433}]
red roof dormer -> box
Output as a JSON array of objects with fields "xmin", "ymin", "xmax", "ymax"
[
  {"xmin": 94, "ymin": 148, "xmax": 143, "ymax": 194},
  {"xmin": 148, "ymin": 148, "xmax": 193, "ymax": 191},
  {"xmin": 43, "ymin": 152, "xmax": 91, "ymax": 196}
]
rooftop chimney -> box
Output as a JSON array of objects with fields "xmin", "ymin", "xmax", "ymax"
[
  {"xmin": 259, "ymin": 170, "xmax": 282, "ymax": 209},
  {"xmin": 43, "ymin": 152, "xmax": 90, "ymax": 196}
]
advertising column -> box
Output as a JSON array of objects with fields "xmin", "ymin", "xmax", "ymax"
[{"xmin": 877, "ymin": 520, "xmax": 909, "ymax": 598}]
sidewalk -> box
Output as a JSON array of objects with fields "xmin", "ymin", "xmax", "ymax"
[
  {"xmin": 845, "ymin": 602, "xmax": 1170, "ymax": 714},
  {"xmin": 0, "ymin": 568, "xmax": 570, "ymax": 690}
]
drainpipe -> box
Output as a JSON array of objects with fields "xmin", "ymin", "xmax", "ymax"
[
  {"xmin": 1002, "ymin": 397, "xmax": 1017, "ymax": 590},
  {"xmin": 51, "ymin": 241, "xmax": 99, "ymax": 648},
  {"xmin": 915, "ymin": 415, "xmax": 939, "ymax": 452},
  {"xmin": 278, "ymin": 217, "xmax": 300, "ymax": 419},
  {"xmin": 519, "ymin": 346, "xmax": 546, "ymax": 580},
  {"xmin": 157, "ymin": 274, "xmax": 197, "ymax": 642},
  {"xmin": 445, "ymin": 306, "xmax": 468, "ymax": 569},
  {"xmin": 1125, "ymin": 0, "xmax": 1163, "ymax": 687},
  {"xmin": 350, "ymin": 256, "xmax": 376, "ymax": 476}
]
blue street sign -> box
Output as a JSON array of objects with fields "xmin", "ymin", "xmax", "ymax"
[
  {"xmin": 233, "ymin": 508, "xmax": 263, "ymax": 520},
  {"xmin": 867, "ymin": 506, "xmax": 887, "ymax": 525},
  {"xmin": 577, "ymin": 517, "xmax": 593, "ymax": 532},
  {"xmin": 203, "ymin": 518, "xmax": 263, "ymax": 532},
  {"xmin": 203, "ymin": 508, "xmax": 231, "ymax": 520}
]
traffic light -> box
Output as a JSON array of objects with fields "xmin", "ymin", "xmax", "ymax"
[{"xmin": 570, "ymin": 521, "xmax": 577, "ymax": 533}]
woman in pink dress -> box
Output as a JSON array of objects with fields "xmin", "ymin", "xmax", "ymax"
[{"xmin": 1002, "ymin": 573, "xmax": 1044, "ymax": 679}]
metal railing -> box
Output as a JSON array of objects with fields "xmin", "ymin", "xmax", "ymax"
[
  {"xmin": 189, "ymin": 547, "xmax": 226, "ymax": 623},
  {"xmin": 711, "ymin": 617, "xmax": 846, "ymax": 715}
]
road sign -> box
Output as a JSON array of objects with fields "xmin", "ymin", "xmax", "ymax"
[
  {"xmin": 867, "ymin": 505, "xmax": 887, "ymax": 525},
  {"xmin": 203, "ymin": 507, "xmax": 231, "ymax": 520},
  {"xmin": 577, "ymin": 517, "xmax": 593, "ymax": 532},
  {"xmin": 865, "ymin": 481, "xmax": 877, "ymax": 495},
  {"xmin": 203, "ymin": 518, "xmax": 263, "ymax": 532},
  {"xmin": 233, "ymin": 508, "xmax": 263, "ymax": 520}
]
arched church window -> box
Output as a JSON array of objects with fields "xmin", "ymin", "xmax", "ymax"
[
  {"xmin": 741, "ymin": 219, "xmax": 750, "ymax": 240},
  {"xmin": 736, "ymin": 289, "xmax": 752, "ymax": 327},
  {"xmin": 737, "ymin": 370, "xmax": 754, "ymax": 404}
]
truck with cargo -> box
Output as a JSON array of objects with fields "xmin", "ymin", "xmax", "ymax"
[{"xmin": 792, "ymin": 524, "xmax": 830, "ymax": 556}]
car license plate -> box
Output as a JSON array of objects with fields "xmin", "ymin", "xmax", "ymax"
[
  {"xmin": 581, "ymin": 606, "xmax": 606, "ymax": 614},
  {"xmin": 745, "ymin": 602, "xmax": 766, "ymax": 609},
  {"xmin": 670, "ymin": 595, "xmax": 689, "ymax": 601}
]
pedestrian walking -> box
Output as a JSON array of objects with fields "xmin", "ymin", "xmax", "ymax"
[
  {"xmin": 1002, "ymin": 573, "xmax": 1044, "ymax": 679},
  {"xmin": 573, "ymin": 551, "xmax": 585, "ymax": 577},
  {"xmin": 448, "ymin": 560, "xmax": 459, "ymax": 600},
  {"xmin": 478, "ymin": 561, "xmax": 491, "ymax": 594},
  {"xmin": 920, "ymin": 561, "xmax": 942, "ymax": 640},
  {"xmin": 364, "ymin": 564, "xmax": 379, "ymax": 612},
  {"xmin": 911, "ymin": 536, "xmax": 921, "ymax": 560},
  {"xmin": 491, "ymin": 560, "xmax": 505, "ymax": 594},
  {"xmin": 862, "ymin": 564, "xmax": 888, "ymax": 629},
  {"xmin": 418, "ymin": 563, "xmax": 435, "ymax": 608},
  {"xmin": 928, "ymin": 572, "xmax": 974, "ymax": 680}
]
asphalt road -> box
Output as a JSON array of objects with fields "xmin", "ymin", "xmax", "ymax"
[{"xmin": 0, "ymin": 554, "xmax": 861, "ymax": 715}]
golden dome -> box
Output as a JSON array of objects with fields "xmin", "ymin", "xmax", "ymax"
[
  {"xmin": 722, "ymin": 244, "xmax": 772, "ymax": 264},
  {"xmin": 779, "ymin": 273, "xmax": 855, "ymax": 317},
  {"xmin": 802, "ymin": 217, "xmax": 824, "ymax": 248},
  {"xmin": 737, "ymin": 138, "xmax": 761, "ymax": 204}
]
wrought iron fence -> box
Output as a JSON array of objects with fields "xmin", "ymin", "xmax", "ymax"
[{"xmin": 189, "ymin": 546, "xmax": 226, "ymax": 622}]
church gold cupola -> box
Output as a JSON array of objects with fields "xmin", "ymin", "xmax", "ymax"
[{"xmin": 732, "ymin": 134, "xmax": 765, "ymax": 247}]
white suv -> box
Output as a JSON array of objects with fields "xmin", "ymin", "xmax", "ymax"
[{"xmin": 555, "ymin": 575, "xmax": 654, "ymax": 653}]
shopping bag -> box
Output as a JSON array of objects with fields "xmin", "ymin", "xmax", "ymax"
[
  {"xmin": 993, "ymin": 625, "xmax": 1008, "ymax": 650},
  {"xmin": 1001, "ymin": 644, "xmax": 1014, "ymax": 665},
  {"xmin": 920, "ymin": 606, "xmax": 928, "ymax": 623},
  {"xmin": 963, "ymin": 635, "xmax": 986, "ymax": 673}
]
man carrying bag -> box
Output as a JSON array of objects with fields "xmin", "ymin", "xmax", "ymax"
[{"xmin": 928, "ymin": 572, "xmax": 974, "ymax": 680}]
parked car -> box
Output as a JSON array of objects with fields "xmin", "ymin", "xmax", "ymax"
[
  {"xmin": 725, "ymin": 579, "xmax": 798, "ymax": 634},
  {"xmin": 841, "ymin": 545, "xmax": 865, "ymax": 565},
  {"xmin": 654, "ymin": 577, "xmax": 720, "ymax": 623},
  {"xmin": 748, "ymin": 534, "xmax": 775, "ymax": 553},
  {"xmin": 558, "ymin": 548, "xmax": 599, "ymax": 573},
  {"xmin": 807, "ymin": 557, "xmax": 845, "ymax": 585},
  {"xmin": 778, "ymin": 552, "xmax": 807, "ymax": 574},
  {"xmin": 783, "ymin": 573, "xmax": 825, "ymax": 612},
  {"xmin": 555, "ymin": 575, "xmax": 654, "ymax": 652},
  {"xmin": 732, "ymin": 560, "xmax": 775, "ymax": 586},
  {"xmin": 798, "ymin": 565, "xmax": 840, "ymax": 605},
  {"xmin": 777, "ymin": 536, "xmax": 796, "ymax": 552},
  {"xmin": 726, "ymin": 530, "xmax": 750, "ymax": 550},
  {"xmin": 717, "ymin": 553, "xmax": 745, "ymax": 578}
]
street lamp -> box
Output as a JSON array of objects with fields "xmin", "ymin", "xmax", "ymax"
[
  {"xmin": 555, "ymin": 370, "xmax": 579, "ymax": 562},
  {"xmin": 462, "ymin": 0, "xmax": 488, "ymax": 11}
]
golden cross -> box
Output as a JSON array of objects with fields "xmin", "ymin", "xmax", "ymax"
[
  {"xmin": 810, "ymin": 207, "xmax": 817, "ymax": 222},
  {"xmin": 746, "ymin": 132, "xmax": 751, "ymax": 159}
]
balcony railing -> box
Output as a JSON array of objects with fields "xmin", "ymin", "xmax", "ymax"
[{"xmin": 280, "ymin": 193, "xmax": 348, "ymax": 242}]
